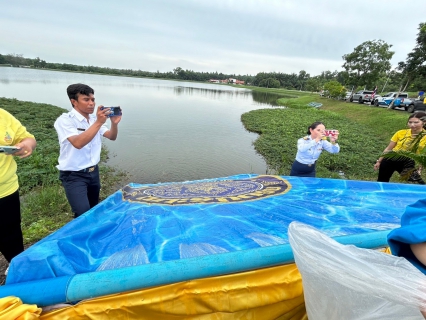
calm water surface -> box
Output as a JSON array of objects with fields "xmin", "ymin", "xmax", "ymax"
[{"xmin": 0, "ymin": 67, "xmax": 286, "ymax": 184}]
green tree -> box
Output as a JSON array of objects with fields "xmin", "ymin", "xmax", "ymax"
[
  {"xmin": 305, "ymin": 77, "xmax": 321, "ymax": 92},
  {"xmin": 397, "ymin": 23, "xmax": 426, "ymax": 92},
  {"xmin": 342, "ymin": 40, "xmax": 394, "ymax": 89},
  {"xmin": 323, "ymin": 80, "xmax": 346, "ymax": 99},
  {"xmin": 259, "ymin": 78, "xmax": 280, "ymax": 88},
  {"xmin": 297, "ymin": 70, "xmax": 310, "ymax": 90}
]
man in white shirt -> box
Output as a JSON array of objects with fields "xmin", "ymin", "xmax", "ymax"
[{"xmin": 54, "ymin": 83, "xmax": 122, "ymax": 217}]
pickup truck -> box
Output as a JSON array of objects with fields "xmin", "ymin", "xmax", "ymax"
[
  {"xmin": 372, "ymin": 92, "xmax": 414, "ymax": 110},
  {"xmin": 350, "ymin": 90, "xmax": 375, "ymax": 104}
]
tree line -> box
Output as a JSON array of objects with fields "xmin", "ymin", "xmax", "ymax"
[
  {"xmin": 1, "ymin": 22, "xmax": 425, "ymax": 94},
  {"xmin": 0, "ymin": 54, "xmax": 254, "ymax": 85}
]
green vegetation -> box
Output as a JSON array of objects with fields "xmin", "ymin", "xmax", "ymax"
[
  {"xmin": 241, "ymin": 89, "xmax": 412, "ymax": 181},
  {"xmin": 1, "ymin": 98, "xmax": 127, "ymax": 244}
]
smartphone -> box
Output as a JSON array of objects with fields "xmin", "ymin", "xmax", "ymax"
[
  {"xmin": 0, "ymin": 146, "xmax": 20, "ymax": 154},
  {"xmin": 101, "ymin": 106, "xmax": 122, "ymax": 117},
  {"xmin": 325, "ymin": 130, "xmax": 337, "ymax": 137}
]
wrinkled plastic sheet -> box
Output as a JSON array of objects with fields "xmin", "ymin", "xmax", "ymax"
[
  {"xmin": 8, "ymin": 174, "xmax": 426, "ymax": 284},
  {"xmin": 289, "ymin": 222, "xmax": 426, "ymax": 320}
]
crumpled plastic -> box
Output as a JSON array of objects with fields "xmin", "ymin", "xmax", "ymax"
[
  {"xmin": 0, "ymin": 296, "xmax": 41, "ymax": 320},
  {"xmin": 288, "ymin": 222, "xmax": 426, "ymax": 320}
]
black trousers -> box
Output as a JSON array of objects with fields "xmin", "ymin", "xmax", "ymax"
[
  {"xmin": 378, "ymin": 158, "xmax": 425, "ymax": 184},
  {"xmin": 290, "ymin": 160, "xmax": 316, "ymax": 177},
  {"xmin": 59, "ymin": 166, "xmax": 101, "ymax": 218},
  {"xmin": 0, "ymin": 190, "xmax": 24, "ymax": 262}
]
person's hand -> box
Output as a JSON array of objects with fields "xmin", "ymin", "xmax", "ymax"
[
  {"xmin": 374, "ymin": 161, "xmax": 381, "ymax": 171},
  {"xmin": 14, "ymin": 139, "xmax": 35, "ymax": 159},
  {"xmin": 110, "ymin": 113, "xmax": 122, "ymax": 125},
  {"xmin": 329, "ymin": 130, "xmax": 339, "ymax": 143},
  {"xmin": 96, "ymin": 105, "xmax": 111, "ymax": 124},
  {"xmin": 311, "ymin": 131, "xmax": 323, "ymax": 142}
]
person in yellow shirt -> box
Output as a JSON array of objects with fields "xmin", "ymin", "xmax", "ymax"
[
  {"xmin": 374, "ymin": 112, "xmax": 426, "ymax": 183},
  {"xmin": 0, "ymin": 108, "xmax": 36, "ymax": 269}
]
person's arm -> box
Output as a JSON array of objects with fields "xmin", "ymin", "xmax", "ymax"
[
  {"xmin": 102, "ymin": 114, "xmax": 121, "ymax": 140},
  {"xmin": 322, "ymin": 131, "xmax": 340, "ymax": 153},
  {"xmin": 322, "ymin": 140, "xmax": 340, "ymax": 153},
  {"xmin": 374, "ymin": 141, "xmax": 397, "ymax": 170},
  {"xmin": 67, "ymin": 122, "xmax": 105, "ymax": 149},
  {"xmin": 67, "ymin": 106, "xmax": 111, "ymax": 149},
  {"xmin": 411, "ymin": 242, "xmax": 426, "ymax": 319},
  {"xmin": 297, "ymin": 138, "xmax": 317, "ymax": 152},
  {"xmin": 410, "ymin": 242, "xmax": 426, "ymax": 267}
]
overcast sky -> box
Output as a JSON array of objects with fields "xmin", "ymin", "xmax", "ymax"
[{"xmin": 1, "ymin": 0, "xmax": 425, "ymax": 76}]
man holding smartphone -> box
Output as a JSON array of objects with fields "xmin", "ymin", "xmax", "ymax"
[{"xmin": 54, "ymin": 83, "xmax": 122, "ymax": 218}]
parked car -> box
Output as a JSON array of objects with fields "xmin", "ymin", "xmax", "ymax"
[
  {"xmin": 344, "ymin": 91, "xmax": 352, "ymax": 101},
  {"xmin": 373, "ymin": 92, "xmax": 413, "ymax": 110},
  {"xmin": 350, "ymin": 90, "xmax": 375, "ymax": 104},
  {"xmin": 407, "ymin": 99, "xmax": 426, "ymax": 113}
]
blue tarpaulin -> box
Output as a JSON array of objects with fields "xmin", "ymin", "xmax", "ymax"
[{"xmin": 7, "ymin": 174, "xmax": 426, "ymax": 285}]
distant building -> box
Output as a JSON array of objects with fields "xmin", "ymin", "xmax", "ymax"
[
  {"xmin": 208, "ymin": 78, "xmax": 244, "ymax": 85},
  {"xmin": 228, "ymin": 78, "xmax": 245, "ymax": 85}
]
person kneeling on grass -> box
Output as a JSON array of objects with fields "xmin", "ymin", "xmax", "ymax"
[{"xmin": 374, "ymin": 112, "xmax": 426, "ymax": 184}]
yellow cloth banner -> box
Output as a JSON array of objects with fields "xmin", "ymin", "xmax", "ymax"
[
  {"xmin": 0, "ymin": 296, "xmax": 41, "ymax": 320},
  {"xmin": 40, "ymin": 264, "xmax": 307, "ymax": 320}
]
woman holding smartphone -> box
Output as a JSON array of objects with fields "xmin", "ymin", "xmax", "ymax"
[
  {"xmin": 374, "ymin": 112, "xmax": 426, "ymax": 184},
  {"xmin": 290, "ymin": 121, "xmax": 340, "ymax": 177}
]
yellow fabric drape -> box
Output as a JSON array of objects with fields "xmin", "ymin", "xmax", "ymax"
[
  {"xmin": 0, "ymin": 296, "xmax": 41, "ymax": 320},
  {"xmin": 40, "ymin": 263, "xmax": 307, "ymax": 320}
]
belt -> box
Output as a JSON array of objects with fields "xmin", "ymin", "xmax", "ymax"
[
  {"xmin": 297, "ymin": 160, "xmax": 316, "ymax": 167},
  {"xmin": 79, "ymin": 165, "xmax": 97, "ymax": 173}
]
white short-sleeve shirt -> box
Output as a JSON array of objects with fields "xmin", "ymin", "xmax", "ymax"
[{"xmin": 54, "ymin": 108, "xmax": 109, "ymax": 171}]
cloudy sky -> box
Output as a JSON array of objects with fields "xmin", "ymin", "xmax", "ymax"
[{"xmin": 1, "ymin": 0, "xmax": 425, "ymax": 76}]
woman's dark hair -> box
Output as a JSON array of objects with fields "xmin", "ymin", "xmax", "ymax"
[
  {"xmin": 409, "ymin": 112, "xmax": 426, "ymax": 129},
  {"xmin": 67, "ymin": 83, "xmax": 94, "ymax": 103},
  {"xmin": 307, "ymin": 121, "xmax": 324, "ymax": 135}
]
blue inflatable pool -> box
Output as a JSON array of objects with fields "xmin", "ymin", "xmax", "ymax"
[{"xmin": 1, "ymin": 174, "xmax": 425, "ymax": 307}]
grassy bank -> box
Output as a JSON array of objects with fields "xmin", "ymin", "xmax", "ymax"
[
  {"xmin": 241, "ymin": 90, "xmax": 413, "ymax": 181},
  {"xmin": 1, "ymin": 97, "xmax": 127, "ymax": 244}
]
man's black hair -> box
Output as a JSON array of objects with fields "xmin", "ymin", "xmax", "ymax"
[{"xmin": 67, "ymin": 83, "xmax": 94, "ymax": 107}]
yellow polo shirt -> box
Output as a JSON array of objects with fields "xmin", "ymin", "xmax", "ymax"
[
  {"xmin": 0, "ymin": 108, "xmax": 35, "ymax": 198},
  {"xmin": 391, "ymin": 129, "xmax": 426, "ymax": 152}
]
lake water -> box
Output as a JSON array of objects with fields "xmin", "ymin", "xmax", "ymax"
[{"xmin": 0, "ymin": 67, "xmax": 285, "ymax": 184}]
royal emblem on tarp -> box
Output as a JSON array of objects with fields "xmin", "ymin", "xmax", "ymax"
[{"xmin": 122, "ymin": 175, "xmax": 291, "ymax": 205}]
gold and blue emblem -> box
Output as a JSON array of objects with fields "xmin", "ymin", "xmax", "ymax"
[{"xmin": 122, "ymin": 175, "xmax": 291, "ymax": 205}]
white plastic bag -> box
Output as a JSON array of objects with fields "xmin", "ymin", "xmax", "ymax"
[{"xmin": 288, "ymin": 222, "xmax": 426, "ymax": 320}]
